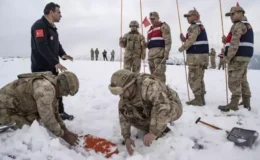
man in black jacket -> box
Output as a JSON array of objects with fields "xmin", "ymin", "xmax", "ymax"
[{"xmin": 31, "ymin": 2, "xmax": 74, "ymax": 120}]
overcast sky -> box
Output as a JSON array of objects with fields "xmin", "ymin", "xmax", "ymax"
[{"xmin": 0, "ymin": 0, "xmax": 259, "ymax": 59}]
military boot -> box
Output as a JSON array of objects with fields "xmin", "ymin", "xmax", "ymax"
[
  {"xmin": 186, "ymin": 95, "xmax": 204, "ymax": 106},
  {"xmin": 218, "ymin": 98, "xmax": 239, "ymax": 112},
  {"xmin": 201, "ymin": 94, "xmax": 206, "ymax": 105},
  {"xmin": 242, "ymin": 97, "xmax": 251, "ymax": 111}
]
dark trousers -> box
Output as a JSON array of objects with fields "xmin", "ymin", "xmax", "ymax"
[{"xmin": 31, "ymin": 67, "xmax": 64, "ymax": 113}]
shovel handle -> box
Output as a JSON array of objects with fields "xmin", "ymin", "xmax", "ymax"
[{"xmin": 195, "ymin": 117, "xmax": 230, "ymax": 134}]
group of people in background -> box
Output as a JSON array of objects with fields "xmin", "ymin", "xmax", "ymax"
[
  {"xmin": 209, "ymin": 48, "xmax": 225, "ymax": 70},
  {"xmin": 90, "ymin": 48, "xmax": 115, "ymax": 61}
]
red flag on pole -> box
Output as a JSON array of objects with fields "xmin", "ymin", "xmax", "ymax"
[
  {"xmin": 236, "ymin": 2, "xmax": 240, "ymax": 7},
  {"xmin": 142, "ymin": 16, "xmax": 151, "ymax": 27}
]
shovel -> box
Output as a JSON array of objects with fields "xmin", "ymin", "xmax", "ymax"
[
  {"xmin": 0, "ymin": 122, "xmax": 16, "ymax": 133},
  {"xmin": 195, "ymin": 117, "xmax": 259, "ymax": 148}
]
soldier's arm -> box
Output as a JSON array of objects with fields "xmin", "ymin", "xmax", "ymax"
[
  {"xmin": 120, "ymin": 33, "xmax": 128, "ymax": 48},
  {"xmin": 227, "ymin": 22, "xmax": 247, "ymax": 62},
  {"xmin": 144, "ymin": 79, "xmax": 172, "ymax": 137},
  {"xmin": 180, "ymin": 25, "xmax": 201, "ymax": 51},
  {"xmin": 32, "ymin": 23, "xmax": 59, "ymax": 67},
  {"xmin": 161, "ymin": 23, "xmax": 172, "ymax": 54},
  {"xmin": 118, "ymin": 99, "xmax": 131, "ymax": 139},
  {"xmin": 58, "ymin": 43, "xmax": 67, "ymax": 58},
  {"xmin": 33, "ymin": 79, "xmax": 64, "ymax": 137}
]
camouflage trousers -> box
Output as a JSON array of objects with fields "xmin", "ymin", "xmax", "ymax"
[
  {"xmin": 210, "ymin": 56, "xmax": 216, "ymax": 68},
  {"xmin": 228, "ymin": 60, "xmax": 251, "ymax": 100},
  {"xmin": 218, "ymin": 58, "xmax": 225, "ymax": 70},
  {"xmin": 127, "ymin": 88, "xmax": 183, "ymax": 135},
  {"xmin": 188, "ymin": 65, "xmax": 206, "ymax": 96},
  {"xmin": 124, "ymin": 51, "xmax": 141, "ymax": 73},
  {"xmin": 110, "ymin": 56, "xmax": 114, "ymax": 61},
  {"xmin": 0, "ymin": 102, "xmax": 32, "ymax": 129}
]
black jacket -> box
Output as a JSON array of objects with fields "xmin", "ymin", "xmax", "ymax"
[{"xmin": 31, "ymin": 16, "xmax": 66, "ymax": 70}]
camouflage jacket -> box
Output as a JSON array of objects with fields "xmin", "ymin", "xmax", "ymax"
[
  {"xmin": 181, "ymin": 21, "xmax": 209, "ymax": 66},
  {"xmin": 118, "ymin": 74, "xmax": 182, "ymax": 139},
  {"xmin": 0, "ymin": 72, "xmax": 65, "ymax": 137},
  {"xmin": 209, "ymin": 50, "xmax": 216, "ymax": 56},
  {"xmin": 121, "ymin": 31, "xmax": 145, "ymax": 54},
  {"xmin": 225, "ymin": 16, "xmax": 251, "ymax": 63}
]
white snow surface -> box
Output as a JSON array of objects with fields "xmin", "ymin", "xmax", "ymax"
[{"xmin": 0, "ymin": 57, "xmax": 260, "ymax": 160}]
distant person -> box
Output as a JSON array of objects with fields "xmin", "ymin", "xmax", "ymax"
[
  {"xmin": 30, "ymin": 2, "xmax": 74, "ymax": 120},
  {"xmin": 218, "ymin": 48, "xmax": 225, "ymax": 70},
  {"xmin": 103, "ymin": 50, "xmax": 108, "ymax": 61},
  {"xmin": 95, "ymin": 48, "xmax": 99, "ymax": 61},
  {"xmin": 209, "ymin": 48, "xmax": 216, "ymax": 69},
  {"xmin": 110, "ymin": 50, "xmax": 115, "ymax": 61},
  {"xmin": 90, "ymin": 48, "xmax": 94, "ymax": 61}
]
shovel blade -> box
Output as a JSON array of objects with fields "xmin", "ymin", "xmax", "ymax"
[
  {"xmin": 0, "ymin": 122, "xmax": 16, "ymax": 133},
  {"xmin": 227, "ymin": 127, "xmax": 259, "ymax": 147}
]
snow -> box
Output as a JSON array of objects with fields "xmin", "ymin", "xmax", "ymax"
[{"xmin": 0, "ymin": 57, "xmax": 260, "ymax": 160}]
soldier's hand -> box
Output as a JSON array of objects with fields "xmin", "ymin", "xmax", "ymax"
[
  {"xmin": 143, "ymin": 133, "xmax": 157, "ymax": 147},
  {"xmin": 178, "ymin": 46, "xmax": 185, "ymax": 53},
  {"xmin": 55, "ymin": 63, "xmax": 67, "ymax": 72},
  {"xmin": 180, "ymin": 33, "xmax": 185, "ymax": 42},
  {"xmin": 222, "ymin": 35, "xmax": 226, "ymax": 44},
  {"xmin": 62, "ymin": 130, "xmax": 79, "ymax": 146},
  {"xmin": 62, "ymin": 55, "xmax": 73, "ymax": 61},
  {"xmin": 125, "ymin": 138, "xmax": 135, "ymax": 155}
]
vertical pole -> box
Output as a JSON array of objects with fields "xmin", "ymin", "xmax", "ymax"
[
  {"xmin": 140, "ymin": 0, "xmax": 146, "ymax": 73},
  {"xmin": 120, "ymin": 0, "xmax": 123, "ymax": 69}
]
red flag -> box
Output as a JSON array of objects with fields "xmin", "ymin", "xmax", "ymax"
[
  {"xmin": 236, "ymin": 2, "xmax": 240, "ymax": 7},
  {"xmin": 142, "ymin": 16, "xmax": 151, "ymax": 27}
]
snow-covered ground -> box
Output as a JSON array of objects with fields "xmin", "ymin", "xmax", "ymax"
[{"xmin": 0, "ymin": 57, "xmax": 260, "ymax": 160}]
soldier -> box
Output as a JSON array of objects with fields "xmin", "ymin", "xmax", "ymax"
[
  {"xmin": 218, "ymin": 48, "xmax": 225, "ymax": 70},
  {"xmin": 103, "ymin": 50, "xmax": 108, "ymax": 61},
  {"xmin": 31, "ymin": 2, "xmax": 74, "ymax": 120},
  {"xmin": 110, "ymin": 50, "xmax": 115, "ymax": 61},
  {"xmin": 179, "ymin": 9, "xmax": 209, "ymax": 106},
  {"xmin": 146, "ymin": 12, "xmax": 172, "ymax": 83},
  {"xmin": 95, "ymin": 48, "xmax": 99, "ymax": 61},
  {"xmin": 209, "ymin": 48, "xmax": 216, "ymax": 69},
  {"xmin": 0, "ymin": 71, "xmax": 79, "ymax": 146},
  {"xmin": 218, "ymin": 4, "xmax": 253, "ymax": 112},
  {"xmin": 108, "ymin": 69, "xmax": 183, "ymax": 155},
  {"xmin": 90, "ymin": 48, "xmax": 94, "ymax": 61},
  {"xmin": 119, "ymin": 21, "xmax": 146, "ymax": 73}
]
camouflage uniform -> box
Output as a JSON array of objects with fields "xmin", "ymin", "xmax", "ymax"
[
  {"xmin": 179, "ymin": 10, "xmax": 209, "ymax": 106},
  {"xmin": 108, "ymin": 69, "xmax": 183, "ymax": 139},
  {"xmin": 0, "ymin": 71, "xmax": 79, "ymax": 137},
  {"xmin": 147, "ymin": 12, "xmax": 172, "ymax": 83},
  {"xmin": 95, "ymin": 48, "xmax": 99, "ymax": 61},
  {"xmin": 218, "ymin": 49, "xmax": 225, "ymax": 70},
  {"xmin": 120, "ymin": 21, "xmax": 145, "ymax": 73},
  {"xmin": 91, "ymin": 48, "xmax": 94, "ymax": 61},
  {"xmin": 209, "ymin": 48, "xmax": 216, "ymax": 69},
  {"xmin": 110, "ymin": 50, "xmax": 115, "ymax": 61},
  {"xmin": 219, "ymin": 6, "xmax": 253, "ymax": 112}
]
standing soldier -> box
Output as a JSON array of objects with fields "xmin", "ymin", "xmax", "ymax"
[
  {"xmin": 110, "ymin": 50, "xmax": 115, "ymax": 61},
  {"xmin": 103, "ymin": 50, "xmax": 108, "ymax": 61},
  {"xmin": 218, "ymin": 4, "xmax": 253, "ymax": 112},
  {"xmin": 90, "ymin": 48, "xmax": 94, "ymax": 61},
  {"xmin": 30, "ymin": 2, "xmax": 74, "ymax": 120},
  {"xmin": 0, "ymin": 71, "xmax": 79, "ymax": 145},
  {"xmin": 119, "ymin": 21, "xmax": 146, "ymax": 73},
  {"xmin": 95, "ymin": 48, "xmax": 99, "ymax": 61},
  {"xmin": 146, "ymin": 12, "xmax": 172, "ymax": 83},
  {"xmin": 218, "ymin": 48, "xmax": 225, "ymax": 70},
  {"xmin": 178, "ymin": 9, "xmax": 209, "ymax": 106},
  {"xmin": 209, "ymin": 48, "xmax": 216, "ymax": 69},
  {"xmin": 108, "ymin": 69, "xmax": 183, "ymax": 155}
]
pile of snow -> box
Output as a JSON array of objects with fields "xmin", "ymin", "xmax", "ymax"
[{"xmin": 0, "ymin": 58, "xmax": 260, "ymax": 160}]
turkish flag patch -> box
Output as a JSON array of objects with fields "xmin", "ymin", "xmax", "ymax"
[{"xmin": 35, "ymin": 29, "xmax": 44, "ymax": 38}]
